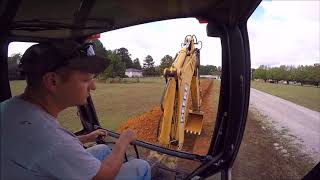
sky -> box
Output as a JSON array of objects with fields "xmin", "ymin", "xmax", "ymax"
[{"xmin": 8, "ymin": 1, "xmax": 320, "ymax": 68}]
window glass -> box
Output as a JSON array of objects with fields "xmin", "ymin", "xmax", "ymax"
[
  {"xmin": 90, "ymin": 18, "xmax": 221, "ymax": 158},
  {"xmin": 240, "ymin": 1, "xmax": 319, "ymax": 179}
]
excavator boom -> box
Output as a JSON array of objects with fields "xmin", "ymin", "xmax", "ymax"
[{"xmin": 158, "ymin": 35, "xmax": 204, "ymax": 150}]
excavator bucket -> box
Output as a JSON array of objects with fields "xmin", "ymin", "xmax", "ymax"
[{"xmin": 185, "ymin": 110, "xmax": 204, "ymax": 135}]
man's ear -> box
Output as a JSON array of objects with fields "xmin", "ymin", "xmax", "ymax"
[{"xmin": 42, "ymin": 72, "xmax": 59, "ymax": 93}]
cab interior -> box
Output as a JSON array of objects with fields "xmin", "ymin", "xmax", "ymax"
[{"xmin": 0, "ymin": 0, "xmax": 262, "ymax": 179}]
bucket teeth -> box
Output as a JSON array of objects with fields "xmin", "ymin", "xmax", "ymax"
[{"xmin": 185, "ymin": 129, "xmax": 201, "ymax": 135}]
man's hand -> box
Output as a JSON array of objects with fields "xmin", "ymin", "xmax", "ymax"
[
  {"xmin": 78, "ymin": 129, "xmax": 107, "ymax": 144},
  {"xmin": 92, "ymin": 129, "xmax": 137, "ymax": 180},
  {"xmin": 118, "ymin": 129, "xmax": 136, "ymax": 146},
  {"xmin": 87, "ymin": 129, "xmax": 107, "ymax": 142}
]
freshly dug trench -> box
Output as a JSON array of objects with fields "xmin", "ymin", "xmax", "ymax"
[{"xmin": 117, "ymin": 79, "xmax": 216, "ymax": 154}]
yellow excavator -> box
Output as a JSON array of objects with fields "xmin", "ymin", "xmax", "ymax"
[{"xmin": 158, "ymin": 35, "xmax": 204, "ymax": 151}]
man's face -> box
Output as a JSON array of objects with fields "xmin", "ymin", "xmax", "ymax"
[{"xmin": 55, "ymin": 70, "xmax": 96, "ymax": 107}]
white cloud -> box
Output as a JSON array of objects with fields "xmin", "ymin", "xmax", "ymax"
[{"xmin": 248, "ymin": 1, "xmax": 320, "ymax": 68}]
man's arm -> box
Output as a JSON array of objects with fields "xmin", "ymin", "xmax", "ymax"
[
  {"xmin": 92, "ymin": 129, "xmax": 136, "ymax": 180},
  {"xmin": 78, "ymin": 129, "xmax": 107, "ymax": 144}
]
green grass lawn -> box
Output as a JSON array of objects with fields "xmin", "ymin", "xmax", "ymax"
[
  {"xmin": 91, "ymin": 78, "xmax": 165, "ymax": 131},
  {"xmin": 251, "ymin": 81, "xmax": 320, "ymax": 112},
  {"xmin": 9, "ymin": 77, "xmax": 165, "ymax": 132}
]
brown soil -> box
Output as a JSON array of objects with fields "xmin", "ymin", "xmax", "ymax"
[
  {"xmin": 117, "ymin": 79, "xmax": 216, "ymax": 154},
  {"xmin": 190, "ymin": 79, "xmax": 216, "ymax": 155},
  {"xmin": 117, "ymin": 79, "xmax": 216, "ymax": 178},
  {"xmin": 117, "ymin": 107, "xmax": 161, "ymax": 145}
]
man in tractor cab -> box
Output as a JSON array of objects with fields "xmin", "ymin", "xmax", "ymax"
[{"xmin": 0, "ymin": 40, "xmax": 151, "ymax": 180}]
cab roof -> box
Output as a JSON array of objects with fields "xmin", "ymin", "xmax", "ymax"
[{"xmin": 1, "ymin": 0, "xmax": 261, "ymax": 41}]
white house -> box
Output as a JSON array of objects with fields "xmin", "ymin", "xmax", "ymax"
[{"xmin": 125, "ymin": 68, "xmax": 143, "ymax": 77}]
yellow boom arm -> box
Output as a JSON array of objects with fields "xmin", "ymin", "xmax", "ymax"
[{"xmin": 158, "ymin": 35, "xmax": 203, "ymax": 150}]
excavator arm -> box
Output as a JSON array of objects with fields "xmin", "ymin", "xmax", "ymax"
[{"xmin": 158, "ymin": 35, "xmax": 204, "ymax": 150}]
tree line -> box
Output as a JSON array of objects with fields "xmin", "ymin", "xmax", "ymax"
[
  {"xmin": 91, "ymin": 40, "xmax": 222, "ymax": 78},
  {"xmin": 93, "ymin": 40, "xmax": 221, "ymax": 78},
  {"xmin": 252, "ymin": 64, "xmax": 320, "ymax": 86},
  {"xmin": 7, "ymin": 39, "xmax": 221, "ymax": 79}
]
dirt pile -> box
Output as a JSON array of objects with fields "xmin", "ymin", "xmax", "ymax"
[
  {"xmin": 190, "ymin": 80, "xmax": 216, "ymax": 155},
  {"xmin": 117, "ymin": 107, "xmax": 161, "ymax": 144},
  {"xmin": 117, "ymin": 79, "xmax": 215, "ymax": 150}
]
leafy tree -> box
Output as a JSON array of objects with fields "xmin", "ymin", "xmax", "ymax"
[
  {"xmin": 269, "ymin": 67, "xmax": 283, "ymax": 83},
  {"xmin": 312, "ymin": 63, "xmax": 320, "ymax": 87},
  {"xmin": 115, "ymin": 48, "xmax": 133, "ymax": 68},
  {"xmin": 266, "ymin": 70, "xmax": 272, "ymax": 81},
  {"xmin": 154, "ymin": 65, "xmax": 161, "ymax": 76},
  {"xmin": 253, "ymin": 65, "xmax": 268, "ymax": 82},
  {"xmin": 104, "ymin": 52, "xmax": 126, "ymax": 78},
  {"xmin": 8, "ymin": 53, "xmax": 22, "ymax": 64},
  {"xmin": 199, "ymin": 65, "xmax": 206, "ymax": 75},
  {"xmin": 252, "ymin": 63, "xmax": 320, "ymax": 86},
  {"xmin": 91, "ymin": 40, "xmax": 129, "ymax": 79},
  {"xmin": 294, "ymin": 64, "xmax": 320, "ymax": 86},
  {"xmin": 98, "ymin": 50, "xmax": 126, "ymax": 79},
  {"xmin": 143, "ymin": 55, "xmax": 157, "ymax": 76},
  {"xmin": 159, "ymin": 55, "xmax": 174, "ymax": 75},
  {"xmin": 287, "ymin": 65, "xmax": 297, "ymax": 83},
  {"xmin": 304, "ymin": 65, "xmax": 314, "ymax": 84},
  {"xmin": 295, "ymin": 65, "xmax": 308, "ymax": 86},
  {"xmin": 132, "ymin": 58, "xmax": 142, "ymax": 70},
  {"xmin": 279, "ymin": 65, "xmax": 289, "ymax": 84},
  {"xmin": 199, "ymin": 65, "xmax": 218, "ymax": 75}
]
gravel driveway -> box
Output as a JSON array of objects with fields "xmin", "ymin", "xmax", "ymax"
[{"xmin": 250, "ymin": 88, "xmax": 320, "ymax": 162}]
